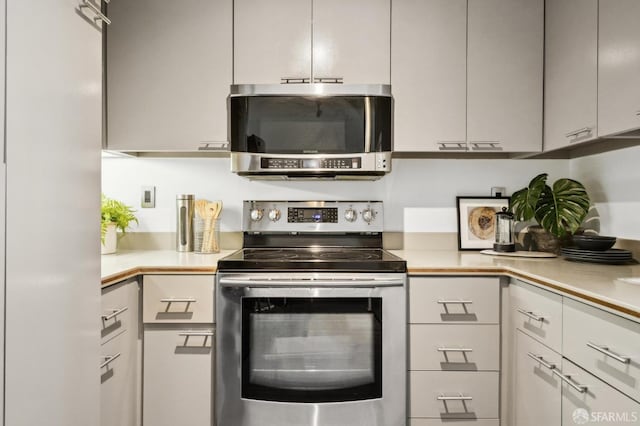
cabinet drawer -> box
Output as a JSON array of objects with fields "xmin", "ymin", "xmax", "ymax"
[
  {"xmin": 101, "ymin": 332, "xmax": 138, "ymax": 426},
  {"xmin": 563, "ymin": 298, "xmax": 640, "ymax": 402},
  {"xmin": 561, "ymin": 358, "xmax": 640, "ymax": 423},
  {"xmin": 101, "ymin": 280, "xmax": 138, "ymax": 345},
  {"xmin": 143, "ymin": 275, "xmax": 214, "ymax": 323},
  {"xmin": 409, "ymin": 324, "xmax": 499, "ymax": 371},
  {"xmin": 409, "ymin": 371, "xmax": 499, "ymax": 419},
  {"xmin": 410, "ymin": 420, "xmax": 499, "ymax": 426},
  {"xmin": 510, "ymin": 279, "xmax": 562, "ymax": 353},
  {"xmin": 409, "ymin": 277, "xmax": 500, "ymax": 324}
]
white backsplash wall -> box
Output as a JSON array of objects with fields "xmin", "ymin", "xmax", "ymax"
[
  {"xmin": 102, "ymin": 157, "xmax": 568, "ymax": 234},
  {"xmin": 570, "ymin": 144, "xmax": 640, "ymax": 241}
]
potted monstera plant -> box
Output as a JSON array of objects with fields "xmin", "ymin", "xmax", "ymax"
[
  {"xmin": 509, "ymin": 173, "xmax": 591, "ymax": 253},
  {"xmin": 101, "ymin": 194, "xmax": 138, "ymax": 254}
]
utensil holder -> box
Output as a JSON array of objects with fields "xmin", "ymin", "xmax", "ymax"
[{"xmin": 194, "ymin": 217, "xmax": 220, "ymax": 253}]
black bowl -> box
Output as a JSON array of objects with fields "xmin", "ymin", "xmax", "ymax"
[{"xmin": 572, "ymin": 235, "xmax": 617, "ymax": 251}]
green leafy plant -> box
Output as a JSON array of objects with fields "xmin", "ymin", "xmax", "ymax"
[
  {"xmin": 509, "ymin": 173, "xmax": 591, "ymax": 238},
  {"xmin": 101, "ymin": 194, "xmax": 138, "ymax": 243}
]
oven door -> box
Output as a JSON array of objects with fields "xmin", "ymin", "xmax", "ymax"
[{"xmin": 216, "ymin": 273, "xmax": 406, "ymax": 426}]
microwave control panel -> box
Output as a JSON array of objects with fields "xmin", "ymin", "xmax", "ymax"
[{"xmin": 261, "ymin": 157, "xmax": 361, "ymax": 169}]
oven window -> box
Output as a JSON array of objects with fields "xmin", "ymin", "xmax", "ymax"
[
  {"xmin": 241, "ymin": 297, "xmax": 382, "ymax": 403},
  {"xmin": 229, "ymin": 96, "xmax": 392, "ymax": 154}
]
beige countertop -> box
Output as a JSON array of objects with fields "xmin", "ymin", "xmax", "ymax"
[{"xmin": 101, "ymin": 249, "xmax": 640, "ymax": 319}]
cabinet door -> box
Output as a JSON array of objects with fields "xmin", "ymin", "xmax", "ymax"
[
  {"xmin": 313, "ymin": 0, "xmax": 390, "ymax": 84},
  {"xmin": 234, "ymin": 0, "xmax": 311, "ymax": 84},
  {"xmin": 467, "ymin": 0, "xmax": 543, "ymax": 153},
  {"xmin": 513, "ymin": 330, "xmax": 561, "ymax": 426},
  {"xmin": 544, "ymin": 0, "xmax": 598, "ymax": 151},
  {"xmin": 598, "ymin": 0, "xmax": 640, "ymax": 137},
  {"xmin": 561, "ymin": 358, "xmax": 640, "ymax": 425},
  {"xmin": 392, "ymin": 0, "xmax": 467, "ymax": 152},
  {"xmin": 143, "ymin": 326, "xmax": 214, "ymax": 426},
  {"xmin": 101, "ymin": 280, "xmax": 140, "ymax": 426},
  {"xmin": 5, "ymin": 1, "xmax": 102, "ymax": 425},
  {"xmin": 107, "ymin": 0, "xmax": 232, "ymax": 151}
]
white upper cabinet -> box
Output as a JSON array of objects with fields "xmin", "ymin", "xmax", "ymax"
[
  {"xmin": 234, "ymin": 0, "xmax": 390, "ymax": 84},
  {"xmin": 313, "ymin": 0, "xmax": 390, "ymax": 84},
  {"xmin": 392, "ymin": 0, "xmax": 467, "ymax": 152},
  {"xmin": 234, "ymin": 0, "xmax": 311, "ymax": 84},
  {"xmin": 107, "ymin": 0, "xmax": 232, "ymax": 151},
  {"xmin": 598, "ymin": 0, "xmax": 640, "ymax": 137},
  {"xmin": 544, "ymin": 0, "xmax": 598, "ymax": 151},
  {"xmin": 467, "ymin": 0, "xmax": 543, "ymax": 153}
]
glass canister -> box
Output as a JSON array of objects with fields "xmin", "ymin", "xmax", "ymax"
[
  {"xmin": 494, "ymin": 207, "xmax": 516, "ymax": 252},
  {"xmin": 193, "ymin": 199, "xmax": 222, "ymax": 253},
  {"xmin": 176, "ymin": 194, "xmax": 195, "ymax": 252}
]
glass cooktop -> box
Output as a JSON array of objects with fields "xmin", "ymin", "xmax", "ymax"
[{"xmin": 217, "ymin": 248, "xmax": 406, "ymax": 273}]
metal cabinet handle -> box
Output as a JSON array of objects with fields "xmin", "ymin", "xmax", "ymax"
[
  {"xmin": 552, "ymin": 370, "xmax": 588, "ymax": 393},
  {"xmin": 469, "ymin": 141, "xmax": 503, "ymax": 151},
  {"xmin": 79, "ymin": 0, "xmax": 111, "ymax": 25},
  {"xmin": 635, "ymin": 111, "xmax": 640, "ymax": 116},
  {"xmin": 160, "ymin": 298, "xmax": 196, "ymax": 303},
  {"xmin": 101, "ymin": 306, "xmax": 128, "ymax": 321},
  {"xmin": 437, "ymin": 142, "xmax": 468, "ymax": 151},
  {"xmin": 437, "ymin": 394, "xmax": 473, "ymax": 401},
  {"xmin": 100, "ymin": 353, "xmax": 121, "ymax": 369},
  {"xmin": 198, "ymin": 141, "xmax": 229, "ymax": 151},
  {"xmin": 517, "ymin": 308, "xmax": 545, "ymax": 322},
  {"xmin": 437, "ymin": 300, "xmax": 473, "ymax": 305},
  {"xmin": 437, "ymin": 347, "xmax": 473, "ymax": 353},
  {"xmin": 527, "ymin": 352, "xmax": 556, "ymax": 370},
  {"xmin": 565, "ymin": 127, "xmax": 593, "ymax": 139},
  {"xmin": 281, "ymin": 77, "xmax": 310, "ymax": 84},
  {"xmin": 178, "ymin": 331, "xmax": 215, "ymax": 337},
  {"xmin": 587, "ymin": 342, "xmax": 631, "ymax": 364},
  {"xmin": 313, "ymin": 77, "xmax": 344, "ymax": 84}
]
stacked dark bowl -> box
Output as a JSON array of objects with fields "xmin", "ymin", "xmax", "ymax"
[{"xmin": 572, "ymin": 235, "xmax": 617, "ymax": 251}]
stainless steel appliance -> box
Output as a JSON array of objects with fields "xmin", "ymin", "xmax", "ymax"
[
  {"xmin": 216, "ymin": 201, "xmax": 407, "ymax": 426},
  {"xmin": 228, "ymin": 85, "xmax": 393, "ymax": 180}
]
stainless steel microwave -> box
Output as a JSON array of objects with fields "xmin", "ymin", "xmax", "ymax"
[{"xmin": 228, "ymin": 84, "xmax": 393, "ymax": 180}]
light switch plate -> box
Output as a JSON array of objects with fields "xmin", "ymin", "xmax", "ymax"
[{"xmin": 141, "ymin": 186, "xmax": 155, "ymax": 208}]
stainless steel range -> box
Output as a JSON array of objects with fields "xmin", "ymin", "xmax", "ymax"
[{"xmin": 216, "ymin": 201, "xmax": 407, "ymax": 426}]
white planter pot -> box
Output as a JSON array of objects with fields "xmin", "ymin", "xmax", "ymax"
[{"xmin": 101, "ymin": 223, "xmax": 117, "ymax": 255}]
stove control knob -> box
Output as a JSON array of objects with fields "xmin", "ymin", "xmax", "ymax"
[
  {"xmin": 344, "ymin": 208, "xmax": 357, "ymax": 222},
  {"xmin": 362, "ymin": 208, "xmax": 375, "ymax": 224},
  {"xmin": 250, "ymin": 208, "xmax": 264, "ymax": 222},
  {"xmin": 268, "ymin": 208, "xmax": 281, "ymax": 222}
]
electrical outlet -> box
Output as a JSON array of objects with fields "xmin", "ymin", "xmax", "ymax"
[
  {"xmin": 141, "ymin": 186, "xmax": 155, "ymax": 208},
  {"xmin": 491, "ymin": 186, "xmax": 506, "ymax": 197}
]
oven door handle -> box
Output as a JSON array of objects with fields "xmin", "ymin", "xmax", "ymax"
[{"xmin": 218, "ymin": 277, "xmax": 405, "ymax": 288}]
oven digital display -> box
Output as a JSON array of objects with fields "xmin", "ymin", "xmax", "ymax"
[{"xmin": 288, "ymin": 208, "xmax": 338, "ymax": 223}]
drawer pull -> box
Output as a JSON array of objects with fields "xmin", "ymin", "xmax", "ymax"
[
  {"xmin": 437, "ymin": 394, "xmax": 473, "ymax": 401},
  {"xmin": 101, "ymin": 306, "xmax": 128, "ymax": 321},
  {"xmin": 178, "ymin": 331, "xmax": 215, "ymax": 337},
  {"xmin": 437, "ymin": 347, "xmax": 473, "ymax": 353},
  {"xmin": 79, "ymin": 0, "xmax": 111, "ymax": 25},
  {"xmin": 635, "ymin": 111, "xmax": 640, "ymax": 116},
  {"xmin": 100, "ymin": 353, "xmax": 121, "ymax": 369},
  {"xmin": 587, "ymin": 342, "xmax": 631, "ymax": 364},
  {"xmin": 437, "ymin": 300, "xmax": 473, "ymax": 305},
  {"xmin": 526, "ymin": 352, "xmax": 556, "ymax": 370},
  {"xmin": 552, "ymin": 370, "xmax": 588, "ymax": 393},
  {"xmin": 160, "ymin": 298, "xmax": 197, "ymax": 303},
  {"xmin": 517, "ymin": 308, "xmax": 545, "ymax": 322},
  {"xmin": 565, "ymin": 127, "xmax": 593, "ymax": 139}
]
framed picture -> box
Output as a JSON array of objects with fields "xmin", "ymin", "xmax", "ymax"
[{"xmin": 456, "ymin": 196, "xmax": 510, "ymax": 250}]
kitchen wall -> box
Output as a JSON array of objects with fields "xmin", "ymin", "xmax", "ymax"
[
  {"xmin": 570, "ymin": 144, "xmax": 640, "ymax": 241},
  {"xmin": 102, "ymin": 156, "xmax": 568, "ymax": 237}
]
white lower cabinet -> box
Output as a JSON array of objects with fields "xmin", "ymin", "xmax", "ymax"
[
  {"xmin": 561, "ymin": 358, "xmax": 640, "ymax": 425},
  {"xmin": 143, "ymin": 325, "xmax": 215, "ymax": 426},
  {"xmin": 409, "ymin": 276, "xmax": 501, "ymax": 424},
  {"xmin": 101, "ymin": 280, "xmax": 140, "ymax": 426},
  {"xmin": 513, "ymin": 329, "xmax": 561, "ymax": 426}
]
